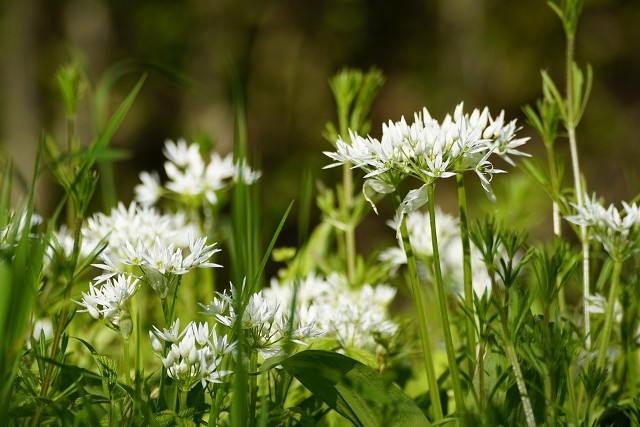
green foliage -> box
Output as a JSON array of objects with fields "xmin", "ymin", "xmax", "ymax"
[
  {"xmin": 281, "ymin": 350, "xmax": 429, "ymax": 427},
  {"xmin": 3, "ymin": 1, "xmax": 640, "ymax": 425}
]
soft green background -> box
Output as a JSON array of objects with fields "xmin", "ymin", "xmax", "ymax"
[{"xmin": 1, "ymin": 0, "xmax": 639, "ymax": 247}]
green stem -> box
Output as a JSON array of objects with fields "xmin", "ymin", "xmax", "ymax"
[
  {"xmin": 504, "ymin": 338, "xmax": 537, "ymax": 427},
  {"xmin": 492, "ymin": 280, "xmax": 537, "ymax": 427},
  {"xmin": 427, "ymin": 183, "xmax": 466, "ymax": 416},
  {"xmin": 209, "ymin": 385, "xmax": 221, "ymax": 427},
  {"xmin": 596, "ymin": 258, "xmax": 622, "ymax": 369},
  {"xmin": 565, "ymin": 34, "xmax": 591, "ymax": 349},
  {"xmin": 393, "ymin": 192, "xmax": 443, "ymax": 421},
  {"xmin": 456, "ymin": 174, "xmax": 476, "ymax": 377},
  {"xmin": 123, "ymin": 337, "xmax": 131, "ymax": 385},
  {"xmin": 543, "ymin": 306, "xmax": 556, "ymax": 426},
  {"xmin": 32, "ymin": 215, "xmax": 83, "ymax": 427},
  {"xmin": 343, "ymin": 163, "xmax": 357, "ymax": 284},
  {"xmin": 249, "ymin": 351, "xmax": 258, "ymax": 427},
  {"xmin": 544, "ymin": 143, "xmax": 562, "ymax": 237},
  {"xmin": 179, "ymin": 389, "xmax": 188, "ymax": 412},
  {"xmin": 477, "ymin": 340, "xmax": 486, "ymax": 413}
]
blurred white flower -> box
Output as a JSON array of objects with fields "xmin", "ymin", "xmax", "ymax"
[
  {"xmin": 200, "ymin": 280, "xmax": 324, "ymax": 359},
  {"xmin": 380, "ymin": 209, "xmax": 491, "ymax": 297},
  {"xmin": 134, "ymin": 171, "xmax": 163, "ymax": 206},
  {"xmin": 134, "ymin": 139, "xmax": 260, "ymax": 208},
  {"xmin": 265, "ymin": 273, "xmax": 398, "ymax": 352},
  {"xmin": 26, "ymin": 318, "xmax": 54, "ymax": 350},
  {"xmin": 83, "ymin": 202, "xmax": 199, "ymax": 260}
]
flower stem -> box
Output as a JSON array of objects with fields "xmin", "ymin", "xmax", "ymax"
[
  {"xmin": 596, "ymin": 258, "xmax": 622, "ymax": 369},
  {"xmin": 393, "ymin": 191, "xmax": 443, "ymax": 421},
  {"xmin": 179, "ymin": 389, "xmax": 188, "ymax": 412},
  {"xmin": 209, "ymin": 385, "xmax": 221, "ymax": 427},
  {"xmin": 504, "ymin": 338, "xmax": 537, "ymax": 427},
  {"xmin": 565, "ymin": 33, "xmax": 591, "ymax": 349},
  {"xmin": 456, "ymin": 174, "xmax": 476, "ymax": 377},
  {"xmin": 343, "ymin": 163, "xmax": 357, "ymax": 284},
  {"xmin": 492, "ymin": 279, "xmax": 537, "ymax": 427},
  {"xmin": 123, "ymin": 337, "xmax": 131, "ymax": 385},
  {"xmin": 249, "ymin": 351, "xmax": 258, "ymax": 427},
  {"xmin": 427, "ymin": 183, "xmax": 466, "ymax": 416}
]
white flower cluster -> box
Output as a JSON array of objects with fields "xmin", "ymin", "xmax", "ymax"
[
  {"xmin": 565, "ymin": 194, "xmax": 640, "ymax": 260},
  {"xmin": 380, "ymin": 209, "xmax": 491, "ymax": 297},
  {"xmin": 134, "ymin": 139, "xmax": 261, "ymax": 207},
  {"xmin": 265, "ymin": 274, "xmax": 398, "ymax": 352},
  {"xmin": 76, "ymin": 274, "xmax": 139, "ymax": 338},
  {"xmin": 199, "ymin": 282, "xmax": 324, "ymax": 359},
  {"xmin": 324, "ymin": 103, "xmax": 528, "ymax": 216},
  {"xmin": 82, "ymin": 202, "xmax": 199, "ymax": 258},
  {"xmin": 76, "ymin": 203, "xmax": 221, "ymax": 333},
  {"xmin": 150, "ymin": 319, "xmax": 235, "ymax": 391}
]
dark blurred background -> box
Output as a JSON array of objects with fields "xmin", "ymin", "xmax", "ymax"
[{"xmin": 1, "ymin": 0, "xmax": 640, "ymax": 250}]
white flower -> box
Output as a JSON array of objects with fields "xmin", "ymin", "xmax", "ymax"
[
  {"xmin": 76, "ymin": 275, "xmax": 139, "ymax": 337},
  {"xmin": 265, "ymin": 273, "xmax": 397, "ymax": 352},
  {"xmin": 201, "ymin": 279, "xmax": 324, "ymax": 359},
  {"xmin": 92, "ymin": 229, "xmax": 221, "ymax": 298},
  {"xmin": 381, "ymin": 209, "xmax": 491, "ymax": 297},
  {"xmin": 163, "ymin": 138, "xmax": 203, "ymax": 168},
  {"xmin": 83, "ymin": 202, "xmax": 199, "ymax": 261},
  {"xmin": 183, "ymin": 235, "xmax": 222, "ymax": 270},
  {"xmin": 134, "ymin": 171, "xmax": 163, "ymax": 206},
  {"xmin": 134, "ymin": 139, "xmax": 261, "ymax": 208},
  {"xmin": 26, "ymin": 318, "xmax": 54, "ymax": 349},
  {"xmin": 324, "ymin": 103, "xmax": 528, "ymax": 213},
  {"xmin": 150, "ymin": 319, "xmax": 235, "ymax": 391},
  {"xmin": 565, "ymin": 194, "xmax": 640, "ymax": 260}
]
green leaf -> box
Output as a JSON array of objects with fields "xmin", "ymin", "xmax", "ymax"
[
  {"xmin": 541, "ymin": 71, "xmax": 566, "ymax": 123},
  {"xmin": 281, "ymin": 350, "xmax": 430, "ymax": 427}
]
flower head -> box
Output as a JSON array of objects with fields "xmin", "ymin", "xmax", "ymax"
[
  {"xmin": 76, "ymin": 274, "xmax": 139, "ymax": 338},
  {"xmin": 324, "ymin": 103, "xmax": 528, "ymax": 218},
  {"xmin": 565, "ymin": 194, "xmax": 640, "ymax": 260},
  {"xmin": 134, "ymin": 139, "xmax": 260, "ymax": 208},
  {"xmin": 150, "ymin": 319, "xmax": 235, "ymax": 391}
]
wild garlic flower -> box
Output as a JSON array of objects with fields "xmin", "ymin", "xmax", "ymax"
[
  {"xmin": 266, "ymin": 273, "xmax": 398, "ymax": 352},
  {"xmin": 76, "ymin": 274, "xmax": 139, "ymax": 338},
  {"xmin": 200, "ymin": 281, "xmax": 324, "ymax": 359},
  {"xmin": 150, "ymin": 319, "xmax": 235, "ymax": 391},
  {"xmin": 95, "ymin": 234, "xmax": 221, "ymax": 298},
  {"xmin": 324, "ymin": 103, "xmax": 528, "ymax": 216},
  {"xmin": 565, "ymin": 194, "xmax": 640, "ymax": 260},
  {"xmin": 380, "ymin": 209, "xmax": 491, "ymax": 297},
  {"xmin": 134, "ymin": 138, "xmax": 261, "ymax": 207},
  {"xmin": 82, "ymin": 202, "xmax": 199, "ymax": 260}
]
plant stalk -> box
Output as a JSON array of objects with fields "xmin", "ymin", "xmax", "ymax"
[
  {"xmin": 565, "ymin": 34, "xmax": 591, "ymax": 349},
  {"xmin": 427, "ymin": 183, "xmax": 466, "ymax": 415},
  {"xmin": 393, "ymin": 192, "xmax": 443, "ymax": 421},
  {"xmin": 596, "ymin": 258, "xmax": 622, "ymax": 369},
  {"xmin": 492, "ymin": 279, "xmax": 537, "ymax": 427},
  {"xmin": 343, "ymin": 163, "xmax": 357, "ymax": 284},
  {"xmin": 456, "ymin": 174, "xmax": 476, "ymax": 377},
  {"xmin": 123, "ymin": 337, "xmax": 131, "ymax": 385}
]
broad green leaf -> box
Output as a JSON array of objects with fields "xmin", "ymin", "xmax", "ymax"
[{"xmin": 281, "ymin": 350, "xmax": 430, "ymax": 427}]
